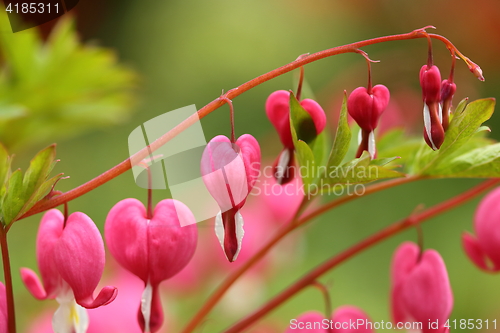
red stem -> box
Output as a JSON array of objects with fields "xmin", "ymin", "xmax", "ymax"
[
  {"xmin": 18, "ymin": 28, "xmax": 475, "ymax": 221},
  {"xmin": 222, "ymin": 178, "xmax": 500, "ymax": 333},
  {"xmin": 0, "ymin": 227, "xmax": 16, "ymax": 333}
]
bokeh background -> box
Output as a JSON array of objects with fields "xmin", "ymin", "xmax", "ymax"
[{"xmin": 3, "ymin": 0, "xmax": 500, "ymax": 332}]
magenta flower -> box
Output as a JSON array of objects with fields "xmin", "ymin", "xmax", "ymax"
[
  {"xmin": 420, "ymin": 65, "xmax": 445, "ymax": 150},
  {"xmin": 462, "ymin": 187, "xmax": 500, "ymax": 272},
  {"xmin": 201, "ymin": 134, "xmax": 261, "ymax": 262},
  {"xmin": 105, "ymin": 198, "xmax": 197, "ymax": 333},
  {"xmin": 391, "ymin": 242, "xmax": 453, "ymax": 333},
  {"xmin": 347, "ymin": 84, "xmax": 390, "ymax": 158},
  {"xmin": 20, "ymin": 209, "xmax": 117, "ymax": 333},
  {"xmin": 286, "ymin": 306, "xmax": 375, "ymax": 333},
  {"xmin": 265, "ymin": 90, "xmax": 326, "ymax": 184}
]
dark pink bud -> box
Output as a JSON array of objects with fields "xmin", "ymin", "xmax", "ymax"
[
  {"xmin": 347, "ymin": 85, "xmax": 390, "ymax": 158},
  {"xmin": 420, "ymin": 65, "xmax": 445, "ymax": 150},
  {"xmin": 391, "ymin": 242, "xmax": 453, "ymax": 333},
  {"xmin": 105, "ymin": 199, "xmax": 198, "ymax": 332},
  {"xmin": 347, "ymin": 85, "xmax": 390, "ymax": 132},
  {"xmin": 462, "ymin": 187, "xmax": 500, "ymax": 272},
  {"xmin": 265, "ymin": 90, "xmax": 326, "ymax": 149},
  {"xmin": 201, "ymin": 134, "xmax": 261, "ymax": 262},
  {"xmin": 440, "ymin": 79, "xmax": 456, "ymax": 131}
]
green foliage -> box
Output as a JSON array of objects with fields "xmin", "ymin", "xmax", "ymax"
[
  {"xmin": 0, "ymin": 12, "xmax": 137, "ymax": 150},
  {"xmin": 411, "ymin": 98, "xmax": 499, "ymax": 177},
  {"xmin": 289, "ymin": 92, "xmax": 327, "ymax": 193},
  {"xmin": 0, "ymin": 145, "xmax": 62, "ymax": 225},
  {"xmin": 326, "ymin": 92, "xmax": 351, "ymax": 168}
]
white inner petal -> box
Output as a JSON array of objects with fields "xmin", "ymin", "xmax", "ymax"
[
  {"xmin": 368, "ymin": 131, "xmax": 376, "ymax": 159},
  {"xmin": 53, "ymin": 295, "xmax": 89, "ymax": 333},
  {"xmin": 423, "ymin": 104, "xmax": 437, "ymax": 150},
  {"xmin": 141, "ymin": 281, "xmax": 153, "ymax": 333},
  {"xmin": 233, "ymin": 210, "xmax": 245, "ymax": 261},
  {"xmin": 275, "ymin": 149, "xmax": 290, "ymax": 181},
  {"xmin": 438, "ymin": 103, "xmax": 443, "ymax": 124},
  {"xmin": 215, "ymin": 210, "xmax": 225, "ymax": 251},
  {"xmin": 357, "ymin": 129, "xmax": 362, "ymax": 145}
]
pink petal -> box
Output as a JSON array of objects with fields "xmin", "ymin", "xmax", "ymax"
[
  {"xmin": 474, "ymin": 187, "xmax": 500, "ymax": 269},
  {"xmin": 285, "ymin": 311, "xmax": 325, "ymax": 333},
  {"xmin": 105, "ymin": 198, "xmax": 150, "ymax": 282},
  {"xmin": 147, "ymin": 199, "xmax": 198, "ymax": 284},
  {"xmin": 20, "ymin": 268, "xmax": 47, "ymax": 300},
  {"xmin": 332, "ymin": 305, "xmax": 374, "ymax": 333},
  {"xmin": 400, "ymin": 249, "xmax": 453, "ymax": 333},
  {"xmin": 54, "ymin": 212, "xmax": 117, "ymax": 309},
  {"xmin": 235, "ymin": 134, "xmax": 261, "ymax": 193},
  {"xmin": 390, "ymin": 242, "xmax": 419, "ymax": 324},
  {"xmin": 300, "ymin": 98, "xmax": 327, "ymax": 134},
  {"xmin": 462, "ymin": 232, "xmax": 490, "ymax": 271},
  {"xmin": 35, "ymin": 209, "xmax": 65, "ymax": 299},
  {"xmin": 105, "ymin": 199, "xmax": 197, "ymax": 286},
  {"xmin": 266, "ymin": 90, "xmax": 294, "ymax": 149}
]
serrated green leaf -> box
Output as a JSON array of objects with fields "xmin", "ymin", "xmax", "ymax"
[
  {"xmin": 294, "ymin": 140, "xmax": 316, "ymax": 190},
  {"xmin": 22, "ymin": 145, "xmax": 56, "ymax": 202},
  {"xmin": 0, "ymin": 14, "xmax": 137, "ymax": 150},
  {"xmin": 415, "ymin": 98, "xmax": 496, "ymax": 174},
  {"xmin": 2, "ymin": 169, "xmax": 24, "ymax": 224},
  {"xmin": 18, "ymin": 173, "xmax": 63, "ymax": 218},
  {"xmin": 426, "ymin": 143, "xmax": 500, "ymax": 178},
  {"xmin": 289, "ymin": 92, "xmax": 317, "ymax": 144},
  {"xmin": 326, "ymin": 92, "xmax": 351, "ymax": 168},
  {"xmin": 321, "ymin": 151, "xmax": 404, "ymax": 188},
  {"xmin": 370, "ymin": 156, "xmax": 401, "ymax": 167}
]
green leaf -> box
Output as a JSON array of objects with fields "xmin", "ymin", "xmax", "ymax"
[
  {"xmin": 321, "ymin": 151, "xmax": 404, "ymax": 189},
  {"xmin": 2, "ymin": 169, "xmax": 24, "ymax": 224},
  {"xmin": 0, "ymin": 14, "xmax": 137, "ymax": 150},
  {"xmin": 415, "ymin": 98, "xmax": 496, "ymax": 174},
  {"xmin": 425, "ymin": 143, "xmax": 500, "ymax": 178},
  {"xmin": 22, "ymin": 145, "xmax": 57, "ymax": 202},
  {"xmin": 18, "ymin": 173, "xmax": 64, "ymax": 218},
  {"xmin": 326, "ymin": 92, "xmax": 351, "ymax": 168}
]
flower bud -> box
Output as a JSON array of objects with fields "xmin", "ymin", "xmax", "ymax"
[
  {"xmin": 462, "ymin": 187, "xmax": 500, "ymax": 272},
  {"xmin": 391, "ymin": 242, "xmax": 453, "ymax": 333},
  {"xmin": 440, "ymin": 79, "xmax": 456, "ymax": 131},
  {"xmin": 420, "ymin": 65, "xmax": 445, "ymax": 150}
]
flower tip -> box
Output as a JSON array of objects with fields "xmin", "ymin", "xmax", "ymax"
[
  {"xmin": 20, "ymin": 267, "xmax": 48, "ymax": 300},
  {"xmin": 78, "ymin": 286, "xmax": 118, "ymax": 309},
  {"xmin": 469, "ymin": 63, "xmax": 485, "ymax": 81}
]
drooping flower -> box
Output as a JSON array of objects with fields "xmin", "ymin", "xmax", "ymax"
[
  {"xmin": 105, "ymin": 198, "xmax": 197, "ymax": 333},
  {"xmin": 285, "ymin": 306, "xmax": 375, "ymax": 333},
  {"xmin": 462, "ymin": 187, "xmax": 500, "ymax": 272},
  {"xmin": 420, "ymin": 65, "xmax": 445, "ymax": 150},
  {"xmin": 201, "ymin": 134, "xmax": 261, "ymax": 262},
  {"xmin": 391, "ymin": 242, "xmax": 453, "ymax": 333},
  {"xmin": 265, "ymin": 90, "xmax": 326, "ymax": 184},
  {"xmin": 20, "ymin": 209, "xmax": 117, "ymax": 333},
  {"xmin": 347, "ymin": 84, "xmax": 390, "ymax": 158}
]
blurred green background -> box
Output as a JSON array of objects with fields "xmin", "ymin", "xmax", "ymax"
[{"xmin": 3, "ymin": 0, "xmax": 500, "ymax": 331}]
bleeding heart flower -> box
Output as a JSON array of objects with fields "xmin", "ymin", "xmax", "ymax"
[
  {"xmin": 462, "ymin": 187, "xmax": 500, "ymax": 272},
  {"xmin": 265, "ymin": 90, "xmax": 326, "ymax": 184},
  {"xmin": 20, "ymin": 209, "xmax": 117, "ymax": 333},
  {"xmin": 347, "ymin": 85, "xmax": 390, "ymax": 158},
  {"xmin": 201, "ymin": 134, "xmax": 261, "ymax": 262},
  {"xmin": 285, "ymin": 306, "xmax": 375, "ymax": 333},
  {"xmin": 105, "ymin": 198, "xmax": 197, "ymax": 333},
  {"xmin": 420, "ymin": 65, "xmax": 445, "ymax": 150},
  {"xmin": 391, "ymin": 242, "xmax": 453, "ymax": 333}
]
